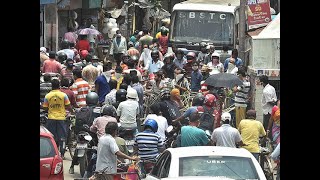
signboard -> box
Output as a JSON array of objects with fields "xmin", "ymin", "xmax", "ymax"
[
  {"xmin": 247, "ymin": 0, "xmax": 271, "ymax": 29},
  {"xmin": 40, "ymin": 0, "xmax": 55, "ymax": 5}
]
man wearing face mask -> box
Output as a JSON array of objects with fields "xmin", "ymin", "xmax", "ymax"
[
  {"xmin": 138, "ymin": 44, "xmax": 152, "ymax": 69},
  {"xmin": 190, "ymin": 61, "xmax": 203, "ymax": 92},
  {"xmin": 207, "ymin": 53, "xmax": 224, "ymax": 75},
  {"xmin": 91, "ymin": 55, "xmax": 103, "ymax": 75},
  {"xmin": 111, "ymin": 65, "xmax": 124, "ymax": 90},
  {"xmin": 173, "ymin": 49, "xmax": 187, "ymax": 69},
  {"xmin": 184, "ymin": 51, "xmax": 196, "ymax": 77},
  {"xmin": 61, "ymin": 58, "xmax": 75, "ymax": 83},
  {"xmin": 110, "ymin": 30, "xmax": 127, "ymax": 66}
]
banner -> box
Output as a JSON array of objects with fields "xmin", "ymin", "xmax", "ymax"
[{"xmin": 247, "ymin": 0, "xmax": 271, "ymax": 30}]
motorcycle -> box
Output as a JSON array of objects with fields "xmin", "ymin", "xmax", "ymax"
[
  {"xmin": 74, "ymin": 124, "xmax": 97, "ymax": 177},
  {"xmin": 118, "ymin": 124, "xmax": 135, "ymax": 155}
]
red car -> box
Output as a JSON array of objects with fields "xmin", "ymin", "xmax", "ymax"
[{"xmin": 40, "ymin": 126, "xmax": 64, "ymax": 180}]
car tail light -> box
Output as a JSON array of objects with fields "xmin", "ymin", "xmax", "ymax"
[{"xmin": 51, "ymin": 155, "xmax": 63, "ymax": 175}]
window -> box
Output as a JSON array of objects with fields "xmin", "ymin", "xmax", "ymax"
[
  {"xmin": 179, "ymin": 156, "xmax": 259, "ymax": 179},
  {"xmin": 40, "ymin": 137, "xmax": 56, "ymax": 158}
]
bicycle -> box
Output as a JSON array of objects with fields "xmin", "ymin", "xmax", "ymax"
[{"xmin": 259, "ymin": 137, "xmax": 274, "ymax": 180}]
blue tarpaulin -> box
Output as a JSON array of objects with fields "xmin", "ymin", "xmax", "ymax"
[{"xmin": 40, "ymin": 0, "xmax": 55, "ymax": 5}]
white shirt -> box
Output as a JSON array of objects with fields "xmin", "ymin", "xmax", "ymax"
[
  {"xmin": 57, "ymin": 49, "xmax": 75, "ymax": 60},
  {"xmin": 207, "ymin": 62, "xmax": 224, "ymax": 75},
  {"xmin": 261, "ymin": 84, "xmax": 277, "ymax": 114},
  {"xmin": 144, "ymin": 114, "xmax": 169, "ymax": 142},
  {"xmin": 211, "ymin": 124, "xmax": 242, "ymax": 148},
  {"xmin": 116, "ymin": 99, "xmax": 139, "ymax": 128},
  {"xmin": 146, "ymin": 60, "xmax": 164, "ymax": 74},
  {"xmin": 139, "ymin": 49, "xmax": 152, "ymax": 68}
]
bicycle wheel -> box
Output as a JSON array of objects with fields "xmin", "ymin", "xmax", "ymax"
[{"xmin": 263, "ymin": 156, "xmax": 274, "ymax": 180}]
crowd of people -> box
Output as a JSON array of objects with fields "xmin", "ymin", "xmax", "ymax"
[{"xmin": 40, "ymin": 23, "xmax": 280, "ymax": 180}]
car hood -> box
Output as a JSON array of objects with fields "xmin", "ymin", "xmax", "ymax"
[{"xmin": 161, "ymin": 177, "xmax": 239, "ymax": 180}]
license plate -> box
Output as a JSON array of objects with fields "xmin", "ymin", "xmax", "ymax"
[{"xmin": 76, "ymin": 143, "xmax": 87, "ymax": 149}]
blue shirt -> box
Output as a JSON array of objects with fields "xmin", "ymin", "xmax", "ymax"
[
  {"xmin": 224, "ymin": 57, "xmax": 243, "ymax": 72},
  {"xmin": 134, "ymin": 130, "xmax": 163, "ymax": 160},
  {"xmin": 190, "ymin": 70, "xmax": 203, "ymax": 92},
  {"xmin": 95, "ymin": 75, "xmax": 110, "ymax": 103},
  {"xmin": 181, "ymin": 126, "xmax": 209, "ymax": 147},
  {"xmin": 183, "ymin": 106, "xmax": 197, "ymax": 118},
  {"xmin": 131, "ymin": 83, "xmax": 144, "ymax": 106}
]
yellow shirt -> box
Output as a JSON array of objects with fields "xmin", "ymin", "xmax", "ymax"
[
  {"xmin": 156, "ymin": 32, "xmax": 161, "ymax": 39},
  {"xmin": 43, "ymin": 90, "xmax": 70, "ymax": 120},
  {"xmin": 111, "ymin": 75, "xmax": 124, "ymax": 90},
  {"xmin": 238, "ymin": 119, "xmax": 266, "ymax": 153}
]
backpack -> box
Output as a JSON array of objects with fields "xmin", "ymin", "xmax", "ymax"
[
  {"xmin": 198, "ymin": 106, "xmax": 215, "ymax": 132},
  {"xmin": 164, "ymin": 100, "xmax": 181, "ymax": 124},
  {"xmin": 75, "ymin": 106, "xmax": 93, "ymax": 133}
]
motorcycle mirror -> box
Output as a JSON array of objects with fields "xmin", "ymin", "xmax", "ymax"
[
  {"xmin": 166, "ymin": 125, "xmax": 173, "ymax": 133},
  {"xmin": 84, "ymin": 135, "xmax": 92, "ymax": 141}
]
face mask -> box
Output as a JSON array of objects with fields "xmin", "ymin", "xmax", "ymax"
[
  {"xmin": 143, "ymin": 48, "xmax": 149, "ymax": 54},
  {"xmin": 117, "ymin": 34, "xmax": 121, "ymax": 37},
  {"xmin": 92, "ymin": 62, "xmax": 98, "ymax": 67},
  {"xmin": 67, "ymin": 63, "xmax": 73, "ymax": 68},
  {"xmin": 192, "ymin": 66, "xmax": 198, "ymax": 70},
  {"xmin": 115, "ymin": 72, "xmax": 121, "ymax": 79}
]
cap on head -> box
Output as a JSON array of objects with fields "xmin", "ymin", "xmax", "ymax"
[{"xmin": 221, "ymin": 112, "xmax": 231, "ymax": 122}]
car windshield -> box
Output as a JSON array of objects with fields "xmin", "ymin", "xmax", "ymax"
[
  {"xmin": 179, "ymin": 156, "xmax": 259, "ymax": 179},
  {"xmin": 40, "ymin": 137, "xmax": 56, "ymax": 158},
  {"xmin": 171, "ymin": 11, "xmax": 234, "ymax": 46}
]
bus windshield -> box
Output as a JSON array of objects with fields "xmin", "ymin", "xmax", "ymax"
[{"xmin": 171, "ymin": 11, "xmax": 234, "ymax": 46}]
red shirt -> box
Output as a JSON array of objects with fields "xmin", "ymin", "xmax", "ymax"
[
  {"xmin": 159, "ymin": 35, "xmax": 168, "ymax": 55},
  {"xmin": 59, "ymin": 87, "xmax": 77, "ymax": 108},
  {"xmin": 76, "ymin": 40, "xmax": 90, "ymax": 51}
]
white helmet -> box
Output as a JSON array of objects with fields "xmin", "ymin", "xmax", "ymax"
[
  {"xmin": 126, "ymin": 88, "xmax": 138, "ymax": 100},
  {"xmin": 221, "ymin": 112, "xmax": 231, "ymax": 122},
  {"xmin": 211, "ymin": 52, "xmax": 220, "ymax": 58}
]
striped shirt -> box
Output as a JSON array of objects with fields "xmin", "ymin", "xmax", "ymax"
[
  {"xmin": 71, "ymin": 78, "xmax": 90, "ymax": 107},
  {"xmin": 134, "ymin": 130, "xmax": 163, "ymax": 160},
  {"xmin": 234, "ymin": 80, "xmax": 250, "ymax": 107}
]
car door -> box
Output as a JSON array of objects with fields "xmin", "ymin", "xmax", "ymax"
[
  {"xmin": 146, "ymin": 152, "xmax": 171, "ymax": 180},
  {"xmin": 40, "ymin": 135, "xmax": 56, "ymax": 179}
]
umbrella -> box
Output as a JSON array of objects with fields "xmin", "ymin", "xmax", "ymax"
[
  {"xmin": 204, "ymin": 73, "xmax": 243, "ymax": 88},
  {"xmin": 78, "ymin": 28, "xmax": 101, "ymax": 35}
]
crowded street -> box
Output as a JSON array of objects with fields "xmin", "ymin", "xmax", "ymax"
[{"xmin": 40, "ymin": 0, "xmax": 280, "ymax": 180}]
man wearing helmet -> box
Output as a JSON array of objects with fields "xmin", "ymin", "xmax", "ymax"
[
  {"xmin": 116, "ymin": 88, "xmax": 140, "ymax": 133},
  {"xmin": 211, "ymin": 112, "xmax": 244, "ymax": 148},
  {"xmin": 134, "ymin": 119, "xmax": 164, "ymax": 175},
  {"xmin": 112, "ymin": 89, "xmax": 127, "ymax": 109},
  {"xmin": 207, "ymin": 52, "xmax": 224, "ymax": 75},
  {"xmin": 90, "ymin": 105, "xmax": 117, "ymax": 138},
  {"xmin": 173, "ymin": 49, "xmax": 187, "ymax": 69},
  {"xmin": 144, "ymin": 49, "xmax": 164, "ymax": 74},
  {"xmin": 204, "ymin": 45, "xmax": 215, "ymax": 65},
  {"xmin": 184, "ymin": 51, "xmax": 197, "ymax": 77},
  {"xmin": 198, "ymin": 94, "xmax": 219, "ymax": 132},
  {"xmin": 158, "ymin": 88, "xmax": 182, "ymax": 125},
  {"xmin": 57, "ymin": 40, "xmax": 75, "ymax": 60}
]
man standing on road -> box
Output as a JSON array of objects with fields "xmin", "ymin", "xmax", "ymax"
[
  {"xmin": 259, "ymin": 75, "xmax": 277, "ymax": 138},
  {"xmin": 94, "ymin": 122, "xmax": 139, "ymax": 180},
  {"xmin": 238, "ymin": 110, "xmax": 266, "ymax": 161},
  {"xmin": 211, "ymin": 112, "xmax": 244, "ymax": 148}
]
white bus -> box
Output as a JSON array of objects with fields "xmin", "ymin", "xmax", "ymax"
[{"xmin": 169, "ymin": 0, "xmax": 240, "ymax": 53}]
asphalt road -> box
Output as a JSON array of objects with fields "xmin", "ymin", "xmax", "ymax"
[{"xmin": 63, "ymin": 152, "xmax": 82, "ymax": 180}]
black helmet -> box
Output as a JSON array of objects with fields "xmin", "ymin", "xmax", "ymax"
[
  {"xmin": 86, "ymin": 92, "xmax": 99, "ymax": 106},
  {"xmin": 116, "ymin": 89, "xmax": 127, "ymax": 102},
  {"xmin": 192, "ymin": 93, "xmax": 205, "ymax": 106},
  {"xmin": 101, "ymin": 105, "xmax": 116, "ymax": 117},
  {"xmin": 92, "ymin": 55, "xmax": 99, "ymax": 61},
  {"xmin": 57, "ymin": 52, "xmax": 67, "ymax": 63},
  {"xmin": 61, "ymin": 40, "xmax": 70, "ymax": 49},
  {"xmin": 151, "ymin": 49, "xmax": 159, "ymax": 59},
  {"xmin": 160, "ymin": 88, "xmax": 171, "ymax": 100}
]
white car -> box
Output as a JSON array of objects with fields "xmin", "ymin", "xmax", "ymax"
[{"xmin": 145, "ymin": 146, "xmax": 266, "ymax": 180}]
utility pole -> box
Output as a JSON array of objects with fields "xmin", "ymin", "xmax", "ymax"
[{"xmin": 239, "ymin": 0, "xmax": 247, "ymax": 66}]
